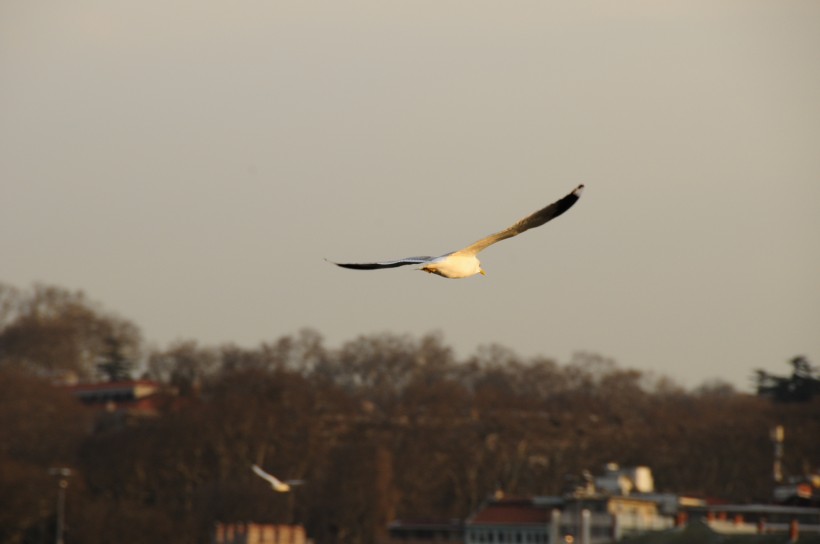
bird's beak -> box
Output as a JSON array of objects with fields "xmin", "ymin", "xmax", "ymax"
[{"xmin": 479, "ymin": 268, "xmax": 486, "ymax": 276}]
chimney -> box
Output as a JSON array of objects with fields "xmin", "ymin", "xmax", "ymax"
[{"xmin": 771, "ymin": 425, "xmax": 784, "ymax": 483}]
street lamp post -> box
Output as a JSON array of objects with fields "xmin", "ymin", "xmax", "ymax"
[{"xmin": 48, "ymin": 468, "xmax": 72, "ymax": 544}]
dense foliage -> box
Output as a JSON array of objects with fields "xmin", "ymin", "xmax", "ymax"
[
  {"xmin": 755, "ymin": 356, "xmax": 820, "ymax": 403},
  {"xmin": 1, "ymin": 283, "xmax": 818, "ymax": 544}
]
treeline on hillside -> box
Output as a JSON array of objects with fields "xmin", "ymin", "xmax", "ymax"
[{"xmin": 1, "ymin": 283, "xmax": 818, "ymax": 544}]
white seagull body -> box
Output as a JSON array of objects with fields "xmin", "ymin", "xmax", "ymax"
[
  {"xmin": 251, "ymin": 464, "xmax": 304, "ymax": 493},
  {"xmin": 331, "ymin": 184, "xmax": 584, "ymax": 279}
]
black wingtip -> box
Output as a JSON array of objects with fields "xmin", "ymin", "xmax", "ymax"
[
  {"xmin": 326, "ymin": 258, "xmax": 355, "ymax": 269},
  {"xmin": 325, "ymin": 258, "xmax": 354, "ymax": 269},
  {"xmin": 329, "ymin": 260, "xmax": 385, "ymax": 270}
]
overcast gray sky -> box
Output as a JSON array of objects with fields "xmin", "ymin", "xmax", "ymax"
[{"xmin": 2, "ymin": 1, "xmax": 819, "ymax": 390}]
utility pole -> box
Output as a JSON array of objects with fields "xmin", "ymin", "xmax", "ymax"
[{"xmin": 48, "ymin": 468, "xmax": 72, "ymax": 544}]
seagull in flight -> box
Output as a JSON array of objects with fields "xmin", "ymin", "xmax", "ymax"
[
  {"xmin": 330, "ymin": 184, "xmax": 584, "ymax": 279},
  {"xmin": 251, "ymin": 464, "xmax": 305, "ymax": 493}
]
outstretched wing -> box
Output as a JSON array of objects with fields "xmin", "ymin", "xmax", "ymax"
[
  {"xmin": 328, "ymin": 256, "xmax": 433, "ymax": 271},
  {"xmin": 252, "ymin": 464, "xmax": 283, "ymax": 486},
  {"xmin": 453, "ymin": 184, "xmax": 584, "ymax": 257}
]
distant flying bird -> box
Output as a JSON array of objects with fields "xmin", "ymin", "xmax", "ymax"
[
  {"xmin": 251, "ymin": 464, "xmax": 304, "ymax": 493},
  {"xmin": 330, "ymin": 184, "xmax": 584, "ymax": 279}
]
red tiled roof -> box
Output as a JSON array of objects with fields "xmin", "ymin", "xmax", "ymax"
[
  {"xmin": 64, "ymin": 380, "xmax": 161, "ymax": 393},
  {"xmin": 469, "ymin": 499, "xmax": 552, "ymax": 525}
]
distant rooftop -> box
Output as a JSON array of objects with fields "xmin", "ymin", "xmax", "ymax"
[{"xmin": 467, "ymin": 498, "xmax": 553, "ymax": 526}]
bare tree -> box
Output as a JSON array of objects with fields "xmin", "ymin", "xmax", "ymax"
[{"xmin": 0, "ymin": 283, "xmax": 142, "ymax": 379}]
